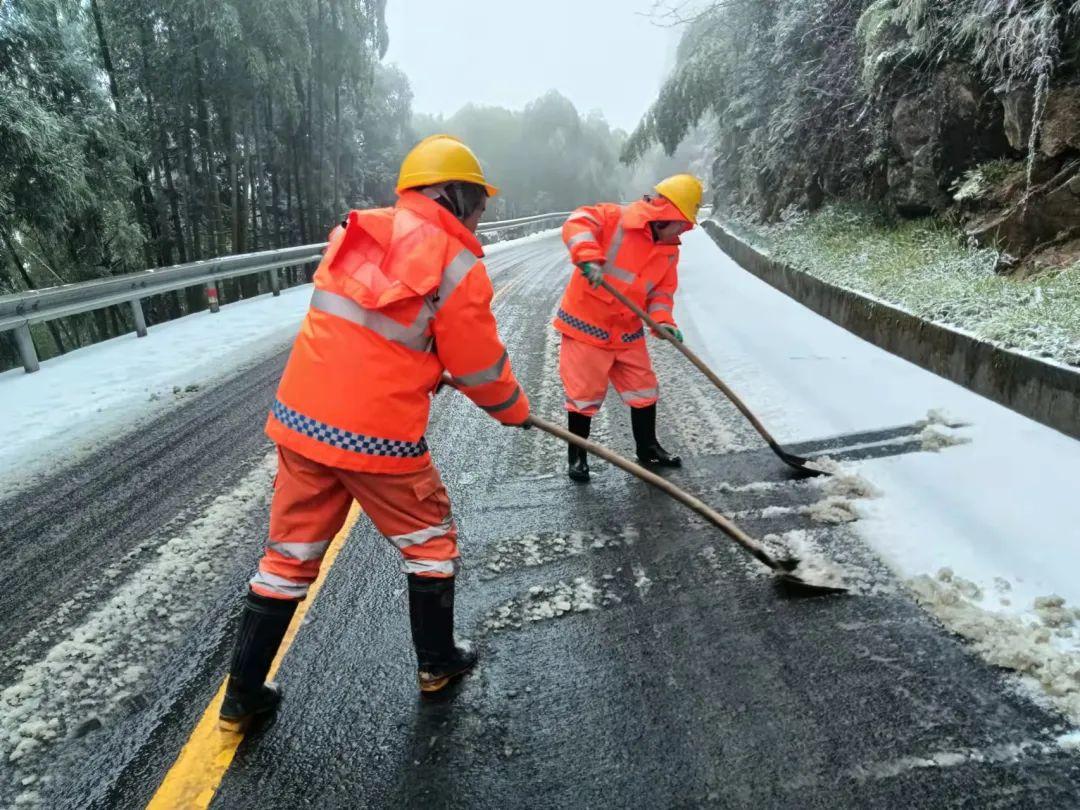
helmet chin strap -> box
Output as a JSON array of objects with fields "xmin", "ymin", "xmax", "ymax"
[{"xmin": 420, "ymin": 182, "xmax": 484, "ymax": 222}]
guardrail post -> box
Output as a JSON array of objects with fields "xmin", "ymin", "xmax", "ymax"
[
  {"xmin": 14, "ymin": 323, "xmax": 40, "ymax": 373},
  {"xmin": 129, "ymin": 298, "xmax": 148, "ymax": 337},
  {"xmin": 205, "ymin": 280, "xmax": 220, "ymax": 313},
  {"xmin": 269, "ymin": 267, "xmax": 281, "ymax": 297}
]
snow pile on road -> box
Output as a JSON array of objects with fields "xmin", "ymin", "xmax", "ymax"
[
  {"xmin": 758, "ymin": 525, "xmax": 896, "ymax": 596},
  {"xmin": 715, "ymin": 480, "xmax": 791, "ymax": 494},
  {"xmin": 905, "ymin": 408, "xmax": 972, "ymax": 452},
  {"xmin": 803, "ymin": 496, "xmax": 861, "ymax": 524},
  {"xmin": 918, "ymin": 425, "xmax": 970, "ymax": 452},
  {"xmin": 0, "ymin": 455, "xmax": 273, "ymax": 792},
  {"xmin": 754, "ymin": 498, "xmax": 861, "ymax": 524},
  {"xmin": 851, "ymin": 732, "xmax": 1080, "ymax": 782},
  {"xmin": 482, "ymin": 576, "xmax": 619, "ymax": 633},
  {"xmin": 804, "ymin": 456, "xmax": 843, "ymax": 475},
  {"xmin": 631, "ymin": 564, "xmax": 653, "ymax": 598},
  {"xmin": 908, "ymin": 569, "xmax": 1080, "ymax": 722},
  {"xmin": 480, "ymin": 526, "xmax": 636, "ymax": 579},
  {"xmin": 916, "ymin": 408, "xmax": 962, "ymax": 429},
  {"xmin": 821, "ymin": 470, "xmax": 882, "ymax": 500},
  {"xmin": 762, "ymin": 529, "xmax": 849, "ymax": 590},
  {"xmin": 727, "ymin": 458, "xmax": 881, "ymax": 532}
]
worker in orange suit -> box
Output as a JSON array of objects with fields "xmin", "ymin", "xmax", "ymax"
[
  {"xmin": 555, "ymin": 174, "xmax": 703, "ymax": 482},
  {"xmin": 220, "ymin": 135, "xmax": 530, "ymax": 731}
]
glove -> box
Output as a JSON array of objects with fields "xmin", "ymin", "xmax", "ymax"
[
  {"xmin": 578, "ymin": 262, "xmax": 604, "ymax": 288},
  {"xmin": 661, "ymin": 325, "xmax": 684, "ymax": 343}
]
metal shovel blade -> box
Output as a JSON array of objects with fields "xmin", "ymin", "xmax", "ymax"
[
  {"xmin": 774, "ymin": 571, "xmax": 849, "ymax": 598},
  {"xmin": 771, "ymin": 443, "xmax": 829, "ymax": 478},
  {"xmin": 768, "ymin": 556, "xmax": 848, "ymax": 597}
]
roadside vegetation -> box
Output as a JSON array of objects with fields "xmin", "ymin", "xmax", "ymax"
[
  {"xmin": 0, "ymin": 2, "xmax": 632, "ymax": 372},
  {"xmin": 728, "ymin": 205, "xmax": 1080, "ymax": 367},
  {"xmin": 629, "ymin": 1, "xmax": 1080, "ymax": 363}
]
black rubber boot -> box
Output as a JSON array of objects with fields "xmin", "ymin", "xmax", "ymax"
[
  {"xmin": 631, "ymin": 404, "xmax": 682, "ymax": 468},
  {"xmin": 567, "ymin": 411, "xmax": 592, "ymax": 483},
  {"xmin": 219, "ymin": 590, "xmax": 297, "ymax": 731},
  {"xmin": 408, "ymin": 574, "xmax": 477, "ymax": 694}
]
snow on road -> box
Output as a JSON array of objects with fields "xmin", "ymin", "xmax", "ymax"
[
  {"xmin": 482, "ymin": 226, "xmax": 559, "ymax": 256},
  {"xmin": 0, "ymin": 230, "xmax": 558, "ymax": 498},
  {"xmin": 4, "ymin": 224, "xmax": 1078, "ymax": 734},
  {"xmin": 680, "ymin": 226, "xmax": 1080, "ymax": 722},
  {"xmin": 0, "ymin": 454, "xmax": 275, "ymax": 802}
]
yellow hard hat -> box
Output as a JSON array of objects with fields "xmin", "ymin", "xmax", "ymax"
[
  {"xmin": 396, "ymin": 134, "xmax": 499, "ymax": 197},
  {"xmin": 654, "ymin": 173, "xmax": 704, "ymax": 224}
]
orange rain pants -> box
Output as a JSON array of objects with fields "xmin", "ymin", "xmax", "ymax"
[
  {"xmin": 250, "ymin": 446, "xmax": 458, "ymax": 601},
  {"xmin": 559, "ymin": 334, "xmax": 659, "ymax": 417}
]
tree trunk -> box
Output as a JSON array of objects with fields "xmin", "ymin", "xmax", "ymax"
[
  {"xmin": 193, "ymin": 24, "xmax": 223, "ymax": 256},
  {"xmin": 268, "ymin": 95, "xmax": 282, "ymax": 248},
  {"xmin": 290, "ymin": 122, "xmax": 307, "ymax": 244},
  {"xmin": 240, "ymin": 113, "xmax": 259, "ymax": 297},
  {"xmin": 305, "ymin": 71, "xmax": 316, "ymax": 242},
  {"xmin": 181, "ymin": 103, "xmax": 202, "ymax": 261},
  {"xmin": 160, "ymin": 123, "xmax": 188, "ymax": 264},
  {"xmin": 92, "ymin": 310, "xmax": 111, "ymax": 342},
  {"xmin": 247, "ymin": 106, "xmax": 260, "ymax": 252},
  {"xmin": 1, "ymin": 227, "xmax": 67, "ymax": 355},
  {"xmin": 90, "ymin": 0, "xmax": 161, "ymax": 268},
  {"xmin": 333, "ymin": 81, "xmax": 342, "ymax": 216},
  {"xmin": 225, "ymin": 96, "xmax": 242, "ymax": 254},
  {"xmin": 315, "ymin": 0, "xmax": 326, "ymax": 232},
  {"xmin": 89, "ymin": 0, "xmax": 121, "ymax": 105},
  {"xmin": 140, "ymin": 18, "xmax": 175, "ymax": 268}
]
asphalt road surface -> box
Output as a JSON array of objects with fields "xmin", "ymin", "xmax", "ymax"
[{"xmin": 2, "ymin": 232, "xmax": 1079, "ymax": 808}]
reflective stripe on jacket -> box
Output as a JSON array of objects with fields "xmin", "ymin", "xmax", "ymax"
[
  {"xmin": 554, "ymin": 197, "xmax": 686, "ymax": 349},
  {"xmin": 266, "ymin": 191, "xmax": 529, "ymax": 473}
]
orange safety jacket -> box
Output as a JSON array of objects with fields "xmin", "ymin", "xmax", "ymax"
[
  {"xmin": 554, "ymin": 197, "xmax": 689, "ymax": 350},
  {"xmin": 266, "ymin": 191, "xmax": 529, "ymax": 474}
]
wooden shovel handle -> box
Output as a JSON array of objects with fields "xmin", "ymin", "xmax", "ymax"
[{"xmin": 598, "ymin": 279, "xmax": 783, "ymax": 449}]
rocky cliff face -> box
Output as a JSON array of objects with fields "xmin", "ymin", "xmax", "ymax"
[
  {"xmin": 855, "ymin": 3, "xmax": 1080, "ymax": 274},
  {"xmin": 705, "ymin": 1, "xmax": 1080, "ymax": 277},
  {"xmin": 886, "ymin": 64, "xmax": 1011, "ymax": 217}
]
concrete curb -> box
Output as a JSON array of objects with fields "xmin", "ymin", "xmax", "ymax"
[{"xmin": 701, "ymin": 219, "xmax": 1080, "ymax": 441}]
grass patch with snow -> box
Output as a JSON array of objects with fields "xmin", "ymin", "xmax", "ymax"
[{"xmin": 722, "ymin": 205, "xmax": 1080, "ymax": 368}]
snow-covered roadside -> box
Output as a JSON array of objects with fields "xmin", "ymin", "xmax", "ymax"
[
  {"xmin": 482, "ymin": 226, "xmax": 560, "ymax": 257},
  {"xmin": 0, "ymin": 230, "xmax": 557, "ymax": 498},
  {"xmin": 0, "ymin": 454, "xmax": 274, "ymax": 805},
  {"xmin": 0, "ymin": 284, "xmax": 311, "ymax": 497},
  {"xmin": 720, "ymin": 207, "xmax": 1080, "ymax": 368},
  {"xmin": 677, "ymin": 228, "xmax": 1080, "ymax": 722}
]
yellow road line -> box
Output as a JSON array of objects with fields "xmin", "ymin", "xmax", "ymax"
[
  {"xmin": 149, "ymin": 242, "xmax": 538, "ymax": 808},
  {"xmin": 492, "ymin": 271, "xmax": 529, "ymax": 305},
  {"xmin": 146, "ymin": 501, "xmax": 363, "ymax": 810}
]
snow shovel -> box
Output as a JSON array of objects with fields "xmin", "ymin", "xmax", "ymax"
[
  {"xmin": 527, "ymin": 414, "xmax": 846, "ymax": 597},
  {"xmin": 598, "ymin": 279, "xmax": 826, "ymax": 477}
]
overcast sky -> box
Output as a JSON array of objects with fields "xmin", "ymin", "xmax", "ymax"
[{"xmin": 384, "ymin": 0, "xmax": 682, "ymax": 133}]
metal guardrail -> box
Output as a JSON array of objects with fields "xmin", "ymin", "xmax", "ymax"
[
  {"xmin": 1, "ymin": 211, "xmax": 569, "ymax": 373},
  {"xmin": 477, "ymin": 211, "xmax": 570, "ymax": 232}
]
